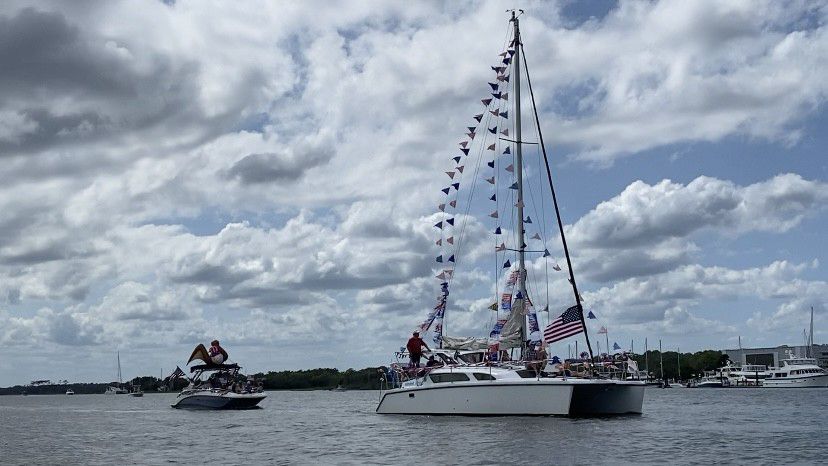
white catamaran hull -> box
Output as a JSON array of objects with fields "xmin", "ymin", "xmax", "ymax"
[
  {"xmin": 376, "ymin": 380, "xmax": 644, "ymax": 416},
  {"xmin": 763, "ymin": 374, "xmax": 828, "ymax": 388}
]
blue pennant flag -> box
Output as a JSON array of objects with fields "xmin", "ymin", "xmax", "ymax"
[
  {"xmin": 501, "ymin": 111, "xmax": 508, "ymax": 119},
  {"xmin": 434, "ymin": 222, "xmax": 443, "ymax": 229},
  {"xmin": 587, "ymin": 311, "xmax": 596, "ymax": 319},
  {"xmin": 441, "ymin": 187, "xmax": 450, "ymax": 195},
  {"xmin": 613, "ymin": 342, "xmax": 621, "ymax": 351},
  {"xmin": 448, "ymin": 255, "xmax": 455, "ymax": 263},
  {"xmin": 474, "ymin": 114, "xmax": 483, "ymax": 122},
  {"xmin": 524, "ymin": 216, "xmax": 532, "ymax": 224},
  {"xmin": 452, "ymin": 156, "xmax": 461, "ymax": 163},
  {"xmin": 487, "ymin": 160, "xmax": 494, "ymax": 168},
  {"xmin": 446, "ymin": 218, "xmax": 455, "ymax": 226},
  {"xmin": 489, "ymin": 126, "xmax": 497, "ymax": 134},
  {"xmin": 503, "ymin": 260, "xmax": 511, "ymax": 268},
  {"xmin": 488, "ymin": 82, "xmax": 498, "ymax": 91},
  {"xmin": 509, "ymin": 182, "xmax": 518, "ymax": 190},
  {"xmin": 503, "ymin": 147, "xmax": 511, "ymax": 154},
  {"xmin": 508, "ymin": 49, "xmax": 515, "ymax": 56},
  {"xmin": 467, "ymin": 126, "xmax": 476, "ymax": 132},
  {"xmin": 543, "ymin": 249, "xmax": 550, "ymax": 257},
  {"xmin": 436, "ymin": 255, "xmax": 443, "ymax": 263},
  {"xmin": 451, "ymin": 182, "xmax": 460, "ymax": 191},
  {"xmin": 494, "ymin": 226, "xmax": 502, "ymax": 234},
  {"xmin": 502, "ymin": 56, "xmax": 511, "ymax": 65},
  {"xmin": 515, "ymin": 290, "xmax": 523, "ymax": 300},
  {"xmin": 492, "ymin": 92, "xmax": 502, "ymax": 99},
  {"xmin": 460, "ymin": 148, "xmax": 469, "ymax": 155},
  {"xmin": 489, "ymin": 193, "xmax": 496, "ymax": 201},
  {"xmin": 551, "ymin": 356, "xmax": 561, "ymax": 364}
]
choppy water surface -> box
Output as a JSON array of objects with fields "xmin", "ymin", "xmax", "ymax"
[{"xmin": 1, "ymin": 388, "xmax": 826, "ymax": 465}]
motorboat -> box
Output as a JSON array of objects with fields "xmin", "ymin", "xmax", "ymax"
[
  {"xmin": 104, "ymin": 385, "xmax": 128, "ymax": 395},
  {"xmin": 694, "ymin": 371, "xmax": 730, "ymax": 388},
  {"xmin": 764, "ymin": 356, "xmax": 828, "ymax": 388},
  {"xmin": 129, "ymin": 385, "xmax": 144, "ymax": 397},
  {"xmin": 65, "ymin": 389, "xmax": 74, "ymax": 395},
  {"xmin": 171, "ymin": 363, "xmax": 266, "ymax": 409}
]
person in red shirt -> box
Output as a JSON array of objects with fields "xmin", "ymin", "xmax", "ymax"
[{"xmin": 406, "ymin": 331, "xmax": 430, "ymax": 368}]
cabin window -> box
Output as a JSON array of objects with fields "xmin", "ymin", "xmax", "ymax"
[
  {"xmin": 473, "ymin": 373, "xmax": 496, "ymax": 381},
  {"xmin": 429, "ymin": 373, "xmax": 470, "ymax": 383}
]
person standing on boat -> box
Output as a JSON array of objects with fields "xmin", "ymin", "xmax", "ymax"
[
  {"xmin": 406, "ymin": 331, "xmax": 430, "ymax": 368},
  {"xmin": 208, "ymin": 340, "xmax": 228, "ymax": 365}
]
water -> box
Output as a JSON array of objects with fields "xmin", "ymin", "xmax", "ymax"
[{"xmin": 1, "ymin": 388, "xmax": 826, "ymax": 465}]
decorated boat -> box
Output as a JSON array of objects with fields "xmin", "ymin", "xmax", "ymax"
[
  {"xmin": 170, "ymin": 345, "xmax": 266, "ymax": 409},
  {"xmin": 376, "ymin": 11, "xmax": 644, "ymax": 416}
]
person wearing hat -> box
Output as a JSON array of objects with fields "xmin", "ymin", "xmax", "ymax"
[{"xmin": 406, "ymin": 331, "xmax": 430, "ymax": 368}]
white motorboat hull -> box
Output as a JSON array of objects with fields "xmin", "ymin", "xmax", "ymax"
[
  {"xmin": 763, "ymin": 374, "xmax": 828, "ymax": 388},
  {"xmin": 171, "ymin": 390, "xmax": 266, "ymax": 409},
  {"xmin": 696, "ymin": 381, "xmax": 725, "ymax": 388},
  {"xmin": 376, "ymin": 379, "xmax": 644, "ymax": 416}
]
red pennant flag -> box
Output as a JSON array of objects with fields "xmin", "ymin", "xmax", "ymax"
[
  {"xmin": 459, "ymin": 141, "xmax": 468, "ymax": 148},
  {"xmin": 486, "ymin": 176, "xmax": 495, "ymax": 184},
  {"xmin": 505, "ymin": 164, "xmax": 514, "ymax": 172},
  {"xmin": 495, "ymin": 242, "xmax": 506, "ymax": 252},
  {"xmin": 456, "ymin": 165, "xmax": 464, "ymax": 173},
  {"xmin": 438, "ymin": 203, "xmax": 445, "ymax": 211},
  {"xmin": 487, "ymin": 144, "xmax": 496, "ymax": 150},
  {"xmin": 446, "ymin": 171, "xmax": 455, "ymax": 179},
  {"xmin": 467, "ymin": 132, "xmax": 476, "ymax": 139},
  {"xmin": 489, "ymin": 211, "xmax": 499, "ymax": 218},
  {"xmin": 502, "ymin": 93, "xmax": 508, "ymax": 101},
  {"xmin": 481, "ymin": 98, "xmax": 492, "ymax": 106},
  {"xmin": 501, "ymin": 129, "xmax": 509, "ymax": 136},
  {"xmin": 447, "ymin": 236, "xmax": 454, "ymax": 244},
  {"xmin": 490, "ymin": 109, "xmax": 500, "ymax": 117},
  {"xmin": 436, "ymin": 238, "xmax": 442, "ymax": 246},
  {"xmin": 449, "ymin": 200, "xmax": 457, "ymax": 208}
]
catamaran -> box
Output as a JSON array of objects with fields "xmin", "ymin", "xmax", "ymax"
[{"xmin": 376, "ymin": 11, "xmax": 644, "ymax": 416}]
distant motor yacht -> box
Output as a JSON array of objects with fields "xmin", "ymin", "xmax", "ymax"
[{"xmin": 764, "ymin": 356, "xmax": 828, "ymax": 388}]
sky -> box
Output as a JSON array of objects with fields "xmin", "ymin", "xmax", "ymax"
[{"xmin": 0, "ymin": 0, "xmax": 826, "ymax": 386}]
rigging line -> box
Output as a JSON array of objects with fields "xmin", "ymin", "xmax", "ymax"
[{"xmin": 521, "ymin": 43, "xmax": 595, "ymax": 363}]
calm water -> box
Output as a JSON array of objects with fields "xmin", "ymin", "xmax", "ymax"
[{"xmin": 1, "ymin": 388, "xmax": 826, "ymax": 465}]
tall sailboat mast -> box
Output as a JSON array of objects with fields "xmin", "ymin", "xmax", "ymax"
[{"xmin": 511, "ymin": 11, "xmax": 528, "ymax": 351}]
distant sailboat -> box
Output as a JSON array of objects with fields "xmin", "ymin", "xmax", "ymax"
[{"xmin": 104, "ymin": 352, "xmax": 128, "ymax": 395}]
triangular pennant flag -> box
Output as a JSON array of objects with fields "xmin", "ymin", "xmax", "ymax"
[
  {"xmin": 489, "ymin": 82, "xmax": 498, "ymax": 91},
  {"xmin": 515, "ymin": 290, "xmax": 523, "ymax": 300},
  {"xmin": 505, "ymin": 164, "xmax": 514, "ymax": 172},
  {"xmin": 461, "ymin": 148, "xmax": 470, "ymax": 155},
  {"xmin": 531, "ymin": 233, "xmax": 541, "ymax": 240},
  {"xmin": 446, "ymin": 218, "xmax": 455, "ymax": 226},
  {"xmin": 487, "ymin": 144, "xmax": 496, "ymax": 151},
  {"xmin": 502, "ymin": 56, "xmax": 511, "ymax": 65},
  {"xmin": 489, "ymin": 211, "xmax": 499, "ymax": 219},
  {"xmin": 448, "ymin": 255, "xmax": 455, "ymax": 263},
  {"xmin": 515, "ymin": 200, "xmax": 524, "ymax": 207},
  {"xmin": 502, "ymin": 74, "xmax": 510, "ymax": 82},
  {"xmin": 508, "ymin": 49, "xmax": 515, "ymax": 56},
  {"xmin": 495, "ymin": 242, "xmax": 506, "ymax": 251},
  {"xmin": 486, "ymin": 176, "xmax": 495, "ymax": 184},
  {"xmin": 501, "ymin": 128, "xmax": 509, "ymax": 136},
  {"xmin": 552, "ymin": 263, "xmax": 561, "ymax": 271},
  {"xmin": 459, "ymin": 141, "xmax": 468, "ymax": 148},
  {"xmin": 499, "ymin": 52, "xmax": 508, "ymax": 57},
  {"xmin": 489, "ymin": 193, "xmax": 496, "ymax": 201},
  {"xmin": 497, "ymin": 74, "xmax": 506, "ymax": 82},
  {"xmin": 489, "ymin": 126, "xmax": 497, "ymax": 134},
  {"xmin": 489, "ymin": 302, "xmax": 498, "ymax": 311},
  {"xmin": 436, "ymin": 238, "xmax": 442, "ymax": 246},
  {"xmin": 481, "ymin": 98, "xmax": 492, "ymax": 106},
  {"xmin": 490, "ymin": 108, "xmax": 500, "ymax": 117},
  {"xmin": 491, "ymin": 92, "xmax": 501, "ymax": 99},
  {"xmin": 434, "ymin": 221, "xmax": 443, "ymax": 229},
  {"xmin": 456, "ymin": 165, "xmax": 464, "ymax": 173},
  {"xmin": 487, "ymin": 160, "xmax": 495, "ymax": 168},
  {"xmin": 438, "ymin": 203, "xmax": 445, "ymax": 211},
  {"xmin": 543, "ymin": 249, "xmax": 551, "ymax": 257},
  {"xmin": 443, "ymin": 269, "xmax": 453, "ymax": 277},
  {"xmin": 436, "ymin": 255, "xmax": 443, "ymax": 263},
  {"xmin": 494, "ymin": 226, "xmax": 502, "ymax": 234},
  {"xmin": 436, "ymin": 272, "xmax": 446, "ymax": 280},
  {"xmin": 509, "ymin": 182, "xmax": 518, "ymax": 189},
  {"xmin": 524, "ymin": 216, "xmax": 532, "ymax": 224},
  {"xmin": 446, "ymin": 236, "xmax": 454, "ymax": 244},
  {"xmin": 449, "ymin": 200, "xmax": 456, "ymax": 208},
  {"xmin": 503, "ymin": 147, "xmax": 511, "ymax": 154},
  {"xmin": 446, "ymin": 171, "xmax": 455, "ymax": 179},
  {"xmin": 521, "ymin": 242, "xmax": 527, "ymax": 249},
  {"xmin": 500, "ymin": 111, "xmax": 508, "ymax": 119},
  {"xmin": 441, "ymin": 187, "xmax": 450, "ymax": 195},
  {"xmin": 468, "ymin": 126, "xmax": 476, "ymax": 133},
  {"xmin": 453, "ymin": 156, "xmax": 461, "ymax": 163},
  {"xmin": 587, "ymin": 311, "xmax": 596, "ymax": 319},
  {"xmin": 466, "ymin": 133, "xmax": 475, "ymax": 140},
  {"xmin": 474, "ymin": 114, "xmax": 483, "ymax": 122},
  {"xmin": 503, "ymin": 260, "xmax": 511, "ymax": 268},
  {"xmin": 502, "ymin": 93, "xmax": 508, "ymax": 101}
]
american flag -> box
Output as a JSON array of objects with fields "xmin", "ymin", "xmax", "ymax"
[{"xmin": 543, "ymin": 305, "xmax": 585, "ymax": 344}]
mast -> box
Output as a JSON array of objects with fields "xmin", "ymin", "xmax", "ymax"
[
  {"xmin": 519, "ymin": 15, "xmax": 595, "ymax": 363},
  {"xmin": 511, "ymin": 10, "xmax": 528, "ymax": 354},
  {"xmin": 644, "ymin": 338, "xmax": 649, "ymax": 377},
  {"xmin": 659, "ymin": 339, "xmax": 664, "ymax": 381},
  {"xmin": 677, "ymin": 347, "xmax": 681, "ymax": 381},
  {"xmin": 117, "ymin": 351, "xmax": 122, "ymax": 384},
  {"xmin": 810, "ymin": 306, "xmax": 814, "ymax": 359}
]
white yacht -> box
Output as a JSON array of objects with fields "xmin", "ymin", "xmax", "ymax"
[
  {"xmin": 694, "ymin": 370, "xmax": 730, "ymax": 388},
  {"xmin": 376, "ymin": 11, "xmax": 644, "ymax": 417},
  {"xmin": 65, "ymin": 389, "xmax": 74, "ymax": 395},
  {"xmin": 377, "ymin": 363, "xmax": 644, "ymax": 416},
  {"xmin": 104, "ymin": 385, "xmax": 128, "ymax": 395},
  {"xmin": 734, "ymin": 364, "xmax": 771, "ymax": 386},
  {"xmin": 764, "ymin": 356, "xmax": 828, "ymax": 388}
]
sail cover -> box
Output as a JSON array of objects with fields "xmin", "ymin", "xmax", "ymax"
[{"xmin": 442, "ymin": 299, "xmax": 524, "ymax": 350}]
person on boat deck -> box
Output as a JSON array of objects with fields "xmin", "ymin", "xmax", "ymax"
[
  {"xmin": 426, "ymin": 355, "xmax": 442, "ymax": 368},
  {"xmin": 406, "ymin": 331, "xmax": 430, "ymax": 368},
  {"xmin": 208, "ymin": 340, "xmax": 228, "ymax": 365}
]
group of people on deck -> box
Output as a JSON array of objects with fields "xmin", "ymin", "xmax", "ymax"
[{"xmin": 405, "ymin": 331, "xmax": 550, "ymax": 375}]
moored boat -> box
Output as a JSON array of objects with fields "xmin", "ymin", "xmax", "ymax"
[{"xmin": 764, "ymin": 355, "xmax": 828, "ymax": 388}]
